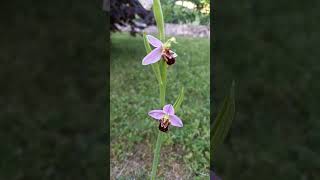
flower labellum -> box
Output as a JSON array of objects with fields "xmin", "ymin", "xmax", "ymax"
[
  {"xmin": 159, "ymin": 117, "xmax": 170, "ymax": 132},
  {"xmin": 162, "ymin": 48, "xmax": 177, "ymax": 65},
  {"xmin": 148, "ymin": 104, "xmax": 183, "ymax": 132},
  {"xmin": 142, "ymin": 35, "xmax": 178, "ymax": 66}
]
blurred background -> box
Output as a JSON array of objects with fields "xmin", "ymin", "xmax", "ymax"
[
  {"xmin": 0, "ymin": 1, "xmax": 107, "ymax": 179},
  {"xmin": 110, "ymin": 0, "xmax": 210, "ymax": 179},
  {"xmin": 111, "ymin": 0, "xmax": 210, "ymax": 36},
  {"xmin": 214, "ymin": 0, "xmax": 320, "ymax": 179}
]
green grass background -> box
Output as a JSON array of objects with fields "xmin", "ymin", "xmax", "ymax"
[
  {"xmin": 110, "ymin": 33, "xmax": 210, "ymax": 178},
  {"xmin": 214, "ymin": 0, "xmax": 320, "ymax": 179}
]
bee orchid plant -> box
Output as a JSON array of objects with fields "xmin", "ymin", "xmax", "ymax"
[{"xmin": 140, "ymin": 0, "xmax": 235, "ymax": 179}]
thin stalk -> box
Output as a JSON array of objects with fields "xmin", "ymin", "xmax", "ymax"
[
  {"xmin": 159, "ymin": 60, "xmax": 167, "ymax": 106},
  {"xmin": 159, "ymin": 83, "xmax": 165, "ymax": 106},
  {"xmin": 151, "ymin": 0, "xmax": 166, "ymax": 178},
  {"xmin": 151, "ymin": 64, "xmax": 167, "ymax": 179},
  {"xmin": 151, "ymin": 131, "xmax": 164, "ymax": 179}
]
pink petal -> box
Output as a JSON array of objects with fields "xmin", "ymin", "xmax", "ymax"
[
  {"xmin": 163, "ymin": 104, "xmax": 174, "ymax": 115},
  {"xmin": 142, "ymin": 47, "xmax": 162, "ymax": 65},
  {"xmin": 169, "ymin": 115, "xmax": 183, "ymax": 127},
  {"xmin": 148, "ymin": 110, "xmax": 165, "ymax": 120},
  {"xmin": 147, "ymin": 35, "xmax": 163, "ymax": 47}
]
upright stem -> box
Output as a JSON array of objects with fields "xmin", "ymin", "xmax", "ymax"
[
  {"xmin": 151, "ymin": 63, "xmax": 167, "ymax": 179},
  {"xmin": 151, "ymin": 0, "xmax": 166, "ymax": 179},
  {"xmin": 159, "ymin": 60, "xmax": 167, "ymax": 106},
  {"xmin": 159, "ymin": 83, "xmax": 165, "ymax": 106},
  {"xmin": 151, "ymin": 131, "xmax": 164, "ymax": 179}
]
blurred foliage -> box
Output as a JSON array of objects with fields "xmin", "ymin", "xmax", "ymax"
[
  {"xmin": 211, "ymin": 81, "xmax": 235, "ymax": 160},
  {"xmin": 175, "ymin": 0, "xmax": 210, "ymax": 11},
  {"xmin": 110, "ymin": 0, "xmax": 154, "ymax": 35},
  {"xmin": 0, "ymin": 0, "xmax": 106, "ymax": 179},
  {"xmin": 162, "ymin": 0, "xmax": 210, "ymax": 25},
  {"xmin": 110, "ymin": 0, "xmax": 210, "ymax": 36},
  {"xmin": 110, "ymin": 33, "xmax": 210, "ymax": 178},
  {"xmin": 214, "ymin": 0, "xmax": 320, "ymax": 179}
]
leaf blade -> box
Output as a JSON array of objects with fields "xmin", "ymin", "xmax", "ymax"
[
  {"xmin": 211, "ymin": 81, "xmax": 236, "ymax": 157},
  {"xmin": 152, "ymin": 0, "xmax": 165, "ymax": 41},
  {"xmin": 173, "ymin": 87, "xmax": 184, "ymax": 112}
]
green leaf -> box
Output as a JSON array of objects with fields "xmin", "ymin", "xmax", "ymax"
[
  {"xmin": 143, "ymin": 33, "xmax": 162, "ymax": 84},
  {"xmin": 211, "ymin": 81, "xmax": 236, "ymax": 158},
  {"xmin": 152, "ymin": 0, "xmax": 165, "ymax": 41},
  {"xmin": 173, "ymin": 87, "xmax": 184, "ymax": 112}
]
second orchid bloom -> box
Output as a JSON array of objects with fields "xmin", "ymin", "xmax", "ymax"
[
  {"xmin": 148, "ymin": 104, "xmax": 183, "ymax": 132},
  {"xmin": 142, "ymin": 35, "xmax": 178, "ymax": 66}
]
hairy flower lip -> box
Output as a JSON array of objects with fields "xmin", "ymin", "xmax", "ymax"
[
  {"xmin": 159, "ymin": 118, "xmax": 170, "ymax": 132},
  {"xmin": 162, "ymin": 48, "xmax": 177, "ymax": 65},
  {"xmin": 148, "ymin": 104, "xmax": 183, "ymax": 130},
  {"xmin": 142, "ymin": 35, "xmax": 178, "ymax": 66}
]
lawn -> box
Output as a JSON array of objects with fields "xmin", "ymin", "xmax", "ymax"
[
  {"xmin": 214, "ymin": 1, "xmax": 320, "ymax": 179},
  {"xmin": 110, "ymin": 33, "xmax": 210, "ymax": 179}
]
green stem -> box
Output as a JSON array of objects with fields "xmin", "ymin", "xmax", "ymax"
[
  {"xmin": 151, "ymin": 131, "xmax": 164, "ymax": 179},
  {"xmin": 159, "ymin": 60, "xmax": 167, "ymax": 106},
  {"xmin": 159, "ymin": 83, "xmax": 165, "ymax": 106},
  {"xmin": 151, "ymin": 0, "xmax": 166, "ymax": 179},
  {"xmin": 151, "ymin": 64, "xmax": 167, "ymax": 179}
]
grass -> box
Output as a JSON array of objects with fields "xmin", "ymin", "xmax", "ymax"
[
  {"xmin": 110, "ymin": 33, "xmax": 210, "ymax": 179},
  {"xmin": 214, "ymin": 0, "xmax": 320, "ymax": 179}
]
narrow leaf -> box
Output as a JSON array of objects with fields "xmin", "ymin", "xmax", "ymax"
[
  {"xmin": 211, "ymin": 81, "xmax": 236, "ymax": 158},
  {"xmin": 152, "ymin": 0, "xmax": 165, "ymax": 41},
  {"xmin": 173, "ymin": 87, "xmax": 184, "ymax": 112}
]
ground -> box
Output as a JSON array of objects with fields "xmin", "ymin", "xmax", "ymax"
[{"xmin": 110, "ymin": 33, "xmax": 210, "ymax": 179}]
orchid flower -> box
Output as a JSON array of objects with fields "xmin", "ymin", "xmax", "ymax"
[
  {"xmin": 142, "ymin": 35, "xmax": 177, "ymax": 66},
  {"xmin": 148, "ymin": 104, "xmax": 183, "ymax": 132}
]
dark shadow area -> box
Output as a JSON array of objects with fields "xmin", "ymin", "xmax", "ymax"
[
  {"xmin": 0, "ymin": 1, "xmax": 107, "ymax": 179},
  {"xmin": 214, "ymin": 0, "xmax": 320, "ymax": 179}
]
